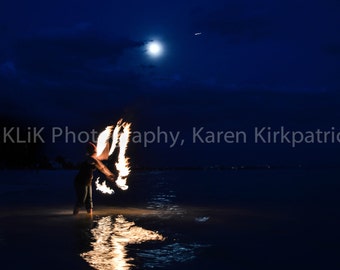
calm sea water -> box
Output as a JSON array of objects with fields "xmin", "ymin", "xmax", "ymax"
[{"xmin": 0, "ymin": 168, "xmax": 339, "ymax": 269}]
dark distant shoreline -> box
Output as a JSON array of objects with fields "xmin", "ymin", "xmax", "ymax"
[{"xmin": 1, "ymin": 164, "xmax": 340, "ymax": 172}]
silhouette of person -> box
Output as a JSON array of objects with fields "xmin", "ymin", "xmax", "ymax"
[{"xmin": 73, "ymin": 142, "xmax": 115, "ymax": 215}]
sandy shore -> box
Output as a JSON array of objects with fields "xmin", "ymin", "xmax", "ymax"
[{"xmin": 0, "ymin": 169, "xmax": 339, "ymax": 269}]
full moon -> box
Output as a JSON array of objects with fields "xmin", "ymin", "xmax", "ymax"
[{"xmin": 147, "ymin": 41, "xmax": 163, "ymax": 57}]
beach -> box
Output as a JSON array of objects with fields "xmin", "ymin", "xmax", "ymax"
[{"xmin": 0, "ymin": 168, "xmax": 339, "ymax": 269}]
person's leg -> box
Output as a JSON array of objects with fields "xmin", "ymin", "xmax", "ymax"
[
  {"xmin": 73, "ymin": 183, "xmax": 87, "ymax": 215},
  {"xmin": 85, "ymin": 184, "xmax": 93, "ymax": 214}
]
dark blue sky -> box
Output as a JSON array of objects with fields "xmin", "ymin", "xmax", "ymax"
[{"xmin": 1, "ymin": 0, "xmax": 340, "ymax": 166}]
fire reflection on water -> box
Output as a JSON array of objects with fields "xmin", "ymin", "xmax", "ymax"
[{"xmin": 80, "ymin": 215, "xmax": 165, "ymax": 270}]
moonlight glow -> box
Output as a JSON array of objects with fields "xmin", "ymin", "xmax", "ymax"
[{"xmin": 147, "ymin": 41, "xmax": 163, "ymax": 57}]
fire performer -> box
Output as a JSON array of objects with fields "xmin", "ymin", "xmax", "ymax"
[{"xmin": 73, "ymin": 142, "xmax": 115, "ymax": 215}]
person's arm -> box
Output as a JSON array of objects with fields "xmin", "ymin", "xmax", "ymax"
[{"xmin": 93, "ymin": 158, "xmax": 115, "ymax": 182}]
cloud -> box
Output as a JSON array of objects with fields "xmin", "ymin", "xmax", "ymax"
[
  {"xmin": 0, "ymin": 25, "xmax": 149, "ymax": 126},
  {"xmin": 13, "ymin": 28, "xmax": 145, "ymax": 80}
]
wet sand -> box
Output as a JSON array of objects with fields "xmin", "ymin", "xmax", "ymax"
[{"xmin": 0, "ymin": 169, "xmax": 339, "ymax": 269}]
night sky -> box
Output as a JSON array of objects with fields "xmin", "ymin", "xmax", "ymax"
[{"xmin": 1, "ymin": 0, "xmax": 340, "ymax": 167}]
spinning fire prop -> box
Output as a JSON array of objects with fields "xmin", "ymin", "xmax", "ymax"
[{"xmin": 95, "ymin": 119, "xmax": 131, "ymax": 194}]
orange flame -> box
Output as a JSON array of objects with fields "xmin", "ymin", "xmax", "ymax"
[
  {"xmin": 115, "ymin": 122, "xmax": 131, "ymax": 191},
  {"xmin": 95, "ymin": 177, "xmax": 114, "ymax": 194},
  {"xmin": 96, "ymin": 125, "xmax": 113, "ymax": 160},
  {"xmin": 95, "ymin": 119, "xmax": 132, "ymax": 194},
  {"xmin": 109, "ymin": 119, "xmax": 122, "ymax": 156}
]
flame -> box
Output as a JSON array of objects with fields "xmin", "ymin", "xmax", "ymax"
[
  {"xmin": 95, "ymin": 119, "xmax": 132, "ymax": 194},
  {"xmin": 96, "ymin": 125, "xmax": 113, "ymax": 160},
  {"xmin": 109, "ymin": 119, "xmax": 122, "ymax": 156},
  {"xmin": 95, "ymin": 177, "xmax": 114, "ymax": 194},
  {"xmin": 115, "ymin": 122, "xmax": 131, "ymax": 190},
  {"xmin": 80, "ymin": 215, "xmax": 164, "ymax": 270}
]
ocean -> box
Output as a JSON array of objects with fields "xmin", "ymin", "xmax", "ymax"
[{"xmin": 0, "ymin": 168, "xmax": 339, "ymax": 269}]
